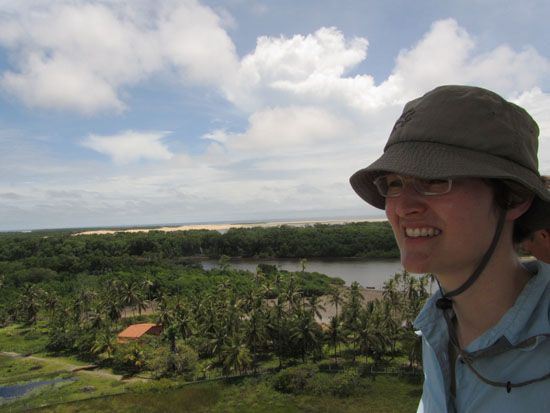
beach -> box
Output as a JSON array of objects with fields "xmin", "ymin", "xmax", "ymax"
[{"xmin": 74, "ymin": 217, "xmax": 387, "ymax": 236}]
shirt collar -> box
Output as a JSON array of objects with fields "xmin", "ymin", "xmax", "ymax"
[{"xmin": 414, "ymin": 261, "xmax": 550, "ymax": 351}]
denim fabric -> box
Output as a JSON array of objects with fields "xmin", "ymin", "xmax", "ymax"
[{"xmin": 414, "ymin": 261, "xmax": 550, "ymax": 413}]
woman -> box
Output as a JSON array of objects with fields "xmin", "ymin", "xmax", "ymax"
[{"xmin": 349, "ymin": 85, "xmax": 550, "ymax": 412}]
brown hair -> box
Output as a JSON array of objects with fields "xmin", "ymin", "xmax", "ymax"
[{"xmin": 484, "ymin": 179, "xmax": 534, "ymax": 243}]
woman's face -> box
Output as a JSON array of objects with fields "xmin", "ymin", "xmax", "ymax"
[{"xmin": 385, "ymin": 177, "xmax": 498, "ymax": 281}]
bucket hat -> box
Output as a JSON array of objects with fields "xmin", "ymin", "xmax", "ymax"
[{"xmin": 350, "ymin": 85, "xmax": 550, "ymax": 224}]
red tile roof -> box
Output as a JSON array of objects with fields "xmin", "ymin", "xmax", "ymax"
[{"xmin": 117, "ymin": 323, "xmax": 161, "ymax": 340}]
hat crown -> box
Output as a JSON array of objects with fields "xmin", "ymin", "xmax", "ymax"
[{"xmin": 386, "ymin": 85, "xmax": 540, "ymax": 174}]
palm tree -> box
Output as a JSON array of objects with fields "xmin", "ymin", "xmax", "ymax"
[
  {"xmin": 306, "ymin": 294, "xmax": 325, "ymax": 322},
  {"xmin": 285, "ymin": 273, "xmax": 300, "ymax": 311},
  {"xmin": 91, "ymin": 329, "xmax": 116, "ymax": 361},
  {"xmin": 121, "ymin": 280, "xmax": 143, "ymax": 317},
  {"xmin": 163, "ymin": 324, "xmax": 179, "ymax": 353},
  {"xmin": 41, "ymin": 290, "xmax": 59, "ymax": 322},
  {"xmin": 267, "ymin": 292, "xmax": 288, "ymax": 369},
  {"xmin": 85, "ymin": 304, "xmax": 104, "ymax": 330},
  {"xmin": 328, "ymin": 287, "xmax": 344, "ymax": 319},
  {"xmin": 224, "ymin": 293, "xmax": 243, "ymax": 340},
  {"xmin": 221, "ymin": 337, "xmax": 252, "ymax": 375},
  {"xmin": 327, "ymin": 315, "xmax": 342, "ymax": 366},
  {"xmin": 105, "ymin": 299, "xmax": 123, "ymax": 324},
  {"xmin": 357, "ymin": 303, "xmax": 390, "ymax": 365},
  {"xmin": 122, "ymin": 342, "xmax": 146, "ymax": 373},
  {"xmin": 268, "ymin": 271, "xmax": 288, "ymax": 368},
  {"xmin": 342, "ymin": 281, "xmax": 364, "ymax": 364},
  {"xmin": 174, "ymin": 302, "xmax": 194, "ymax": 340},
  {"xmin": 243, "ymin": 286, "xmax": 267, "ymax": 373},
  {"xmin": 19, "ymin": 284, "xmax": 42, "ymax": 325},
  {"xmin": 290, "ymin": 307, "xmax": 320, "ymax": 363},
  {"xmin": 157, "ymin": 297, "xmax": 174, "ymax": 328}
]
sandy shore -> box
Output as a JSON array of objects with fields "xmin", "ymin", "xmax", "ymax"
[
  {"xmin": 316, "ymin": 287, "xmax": 384, "ymax": 324},
  {"xmin": 74, "ymin": 217, "xmax": 387, "ymax": 236}
]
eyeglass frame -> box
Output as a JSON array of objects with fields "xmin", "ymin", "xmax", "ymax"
[{"xmin": 373, "ymin": 174, "xmax": 454, "ymax": 197}]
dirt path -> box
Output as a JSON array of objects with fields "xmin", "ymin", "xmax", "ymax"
[{"xmin": 0, "ymin": 351, "xmax": 140, "ymax": 382}]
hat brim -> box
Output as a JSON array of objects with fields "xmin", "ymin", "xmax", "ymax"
[{"xmin": 350, "ymin": 141, "xmax": 550, "ymax": 211}]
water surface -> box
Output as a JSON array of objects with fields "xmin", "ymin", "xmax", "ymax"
[
  {"xmin": 201, "ymin": 258, "xmax": 405, "ymax": 289},
  {"xmin": 0, "ymin": 377, "xmax": 75, "ymax": 400}
]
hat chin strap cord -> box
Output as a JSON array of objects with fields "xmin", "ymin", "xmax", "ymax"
[
  {"xmin": 434, "ymin": 209, "xmax": 550, "ymax": 393},
  {"xmin": 435, "ymin": 209, "xmax": 506, "ymax": 308}
]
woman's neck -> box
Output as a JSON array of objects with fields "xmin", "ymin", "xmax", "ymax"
[{"xmin": 438, "ymin": 248, "xmax": 531, "ymax": 348}]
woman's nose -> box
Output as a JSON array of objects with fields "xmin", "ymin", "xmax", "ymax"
[{"xmin": 388, "ymin": 185, "xmax": 428, "ymax": 217}]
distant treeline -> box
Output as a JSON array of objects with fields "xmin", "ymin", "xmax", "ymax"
[
  {"xmin": 0, "ymin": 222, "xmax": 398, "ymax": 266},
  {"xmin": 0, "ymin": 222, "xmax": 397, "ymax": 310}
]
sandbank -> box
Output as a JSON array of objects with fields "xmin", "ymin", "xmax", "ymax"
[{"xmin": 74, "ymin": 217, "xmax": 387, "ymax": 236}]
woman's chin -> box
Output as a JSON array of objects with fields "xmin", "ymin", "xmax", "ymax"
[{"xmin": 400, "ymin": 257, "xmax": 432, "ymax": 274}]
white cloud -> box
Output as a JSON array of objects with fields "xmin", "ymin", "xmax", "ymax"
[
  {"xmin": 2, "ymin": 3, "xmax": 547, "ymax": 121},
  {"xmin": 2, "ymin": 54, "xmax": 127, "ymax": 114},
  {"xmin": 380, "ymin": 19, "xmax": 550, "ymax": 101},
  {"xmin": 228, "ymin": 18, "xmax": 550, "ymax": 115},
  {"xmin": 228, "ymin": 26, "xmax": 372, "ymax": 110},
  {"xmin": 157, "ymin": 1, "xmax": 239, "ymax": 86},
  {"xmin": 513, "ymin": 88, "xmax": 550, "ymax": 173},
  {"xmin": 0, "ymin": 0, "xmax": 238, "ymax": 114},
  {"xmin": 201, "ymin": 129, "xmax": 229, "ymax": 143},
  {"xmin": 222, "ymin": 106, "xmax": 358, "ymax": 153},
  {"xmin": 82, "ymin": 130, "xmax": 173, "ymax": 164},
  {"xmin": 2, "ymin": 9, "xmax": 550, "ymax": 229}
]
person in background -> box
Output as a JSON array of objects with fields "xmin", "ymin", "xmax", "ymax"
[
  {"xmin": 521, "ymin": 177, "xmax": 550, "ymax": 263},
  {"xmin": 349, "ymin": 85, "xmax": 550, "ymax": 412}
]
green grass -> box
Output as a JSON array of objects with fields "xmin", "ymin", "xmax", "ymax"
[
  {"xmin": 30, "ymin": 382, "xmax": 222, "ymax": 413},
  {"xmin": 0, "ymin": 355, "xmax": 132, "ymax": 412},
  {"xmin": 0, "ymin": 355, "xmax": 66, "ymax": 384},
  {"xmin": 0, "ymin": 325, "xmax": 422, "ymax": 412},
  {"xmin": 26, "ymin": 375, "xmax": 421, "ymax": 413},
  {"xmin": 0, "ymin": 324, "xmax": 49, "ymax": 355}
]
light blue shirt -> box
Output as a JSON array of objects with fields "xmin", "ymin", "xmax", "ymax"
[{"xmin": 414, "ymin": 261, "xmax": 550, "ymax": 413}]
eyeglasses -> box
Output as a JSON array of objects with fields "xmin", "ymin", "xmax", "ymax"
[{"xmin": 373, "ymin": 174, "xmax": 453, "ymax": 197}]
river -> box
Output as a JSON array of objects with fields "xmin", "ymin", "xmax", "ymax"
[{"xmin": 200, "ymin": 258, "xmax": 405, "ymax": 289}]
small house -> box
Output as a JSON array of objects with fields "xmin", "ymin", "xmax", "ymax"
[{"xmin": 117, "ymin": 323, "xmax": 162, "ymax": 343}]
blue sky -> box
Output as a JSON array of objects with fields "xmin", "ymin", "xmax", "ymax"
[{"xmin": 1, "ymin": 0, "xmax": 549, "ymax": 231}]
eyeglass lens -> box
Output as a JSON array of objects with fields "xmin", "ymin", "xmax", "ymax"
[{"xmin": 374, "ymin": 174, "xmax": 452, "ymax": 197}]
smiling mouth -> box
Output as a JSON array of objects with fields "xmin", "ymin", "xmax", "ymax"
[{"xmin": 405, "ymin": 227, "xmax": 441, "ymax": 238}]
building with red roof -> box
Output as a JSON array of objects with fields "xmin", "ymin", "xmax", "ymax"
[{"xmin": 117, "ymin": 323, "xmax": 162, "ymax": 343}]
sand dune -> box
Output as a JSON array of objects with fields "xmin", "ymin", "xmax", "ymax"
[{"xmin": 74, "ymin": 218, "xmax": 386, "ymax": 236}]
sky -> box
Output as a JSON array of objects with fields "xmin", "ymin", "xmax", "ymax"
[{"xmin": 1, "ymin": 0, "xmax": 550, "ymax": 231}]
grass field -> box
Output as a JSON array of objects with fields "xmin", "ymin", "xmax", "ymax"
[
  {"xmin": 24, "ymin": 375, "xmax": 421, "ymax": 413},
  {"xmin": 0, "ymin": 324, "xmax": 49, "ymax": 355},
  {"xmin": 1, "ymin": 324, "xmax": 422, "ymax": 413},
  {"xmin": 0, "ymin": 354, "xmax": 132, "ymax": 412}
]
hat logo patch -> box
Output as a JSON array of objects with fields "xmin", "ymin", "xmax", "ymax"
[{"xmin": 392, "ymin": 108, "xmax": 415, "ymax": 132}]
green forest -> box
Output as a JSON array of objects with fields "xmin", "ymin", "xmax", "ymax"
[{"xmin": 0, "ymin": 222, "xmax": 427, "ymax": 412}]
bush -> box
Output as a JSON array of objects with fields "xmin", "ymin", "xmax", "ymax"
[
  {"xmin": 272, "ymin": 367, "xmax": 364, "ymax": 398},
  {"xmin": 328, "ymin": 369, "xmax": 363, "ymax": 397},
  {"xmin": 271, "ymin": 365, "xmax": 316, "ymax": 394},
  {"xmin": 306, "ymin": 370, "xmax": 363, "ymax": 397},
  {"xmin": 147, "ymin": 342, "xmax": 198, "ymax": 379},
  {"xmin": 112, "ymin": 342, "xmax": 147, "ymax": 374}
]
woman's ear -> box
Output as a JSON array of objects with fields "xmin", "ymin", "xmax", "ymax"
[{"xmin": 506, "ymin": 195, "xmax": 534, "ymax": 221}]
